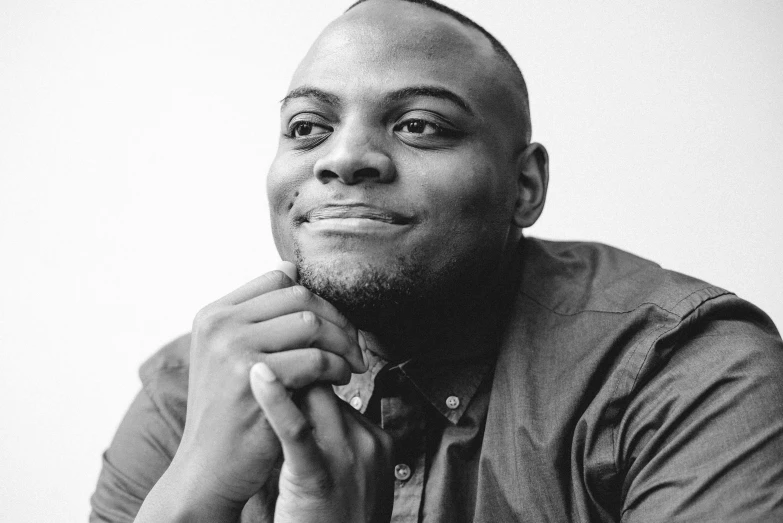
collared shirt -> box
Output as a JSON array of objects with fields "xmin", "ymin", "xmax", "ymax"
[{"xmin": 90, "ymin": 238, "xmax": 783, "ymax": 522}]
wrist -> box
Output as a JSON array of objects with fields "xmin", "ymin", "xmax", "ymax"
[{"xmin": 136, "ymin": 453, "xmax": 246, "ymax": 523}]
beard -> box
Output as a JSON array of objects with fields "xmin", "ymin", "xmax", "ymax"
[
  {"xmin": 295, "ymin": 247, "xmax": 434, "ymax": 331},
  {"xmin": 292, "ymin": 239, "xmax": 502, "ymax": 335}
]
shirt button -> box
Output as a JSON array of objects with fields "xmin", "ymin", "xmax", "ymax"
[
  {"xmin": 394, "ymin": 463, "xmax": 411, "ymax": 481},
  {"xmin": 445, "ymin": 395, "xmax": 460, "ymax": 410},
  {"xmin": 349, "ymin": 395, "xmax": 363, "ymax": 410}
]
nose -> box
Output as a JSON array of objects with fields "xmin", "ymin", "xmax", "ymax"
[{"xmin": 313, "ymin": 128, "xmax": 396, "ymax": 185}]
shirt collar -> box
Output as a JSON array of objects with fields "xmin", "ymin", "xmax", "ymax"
[
  {"xmin": 334, "ymin": 240, "xmax": 524, "ymax": 425},
  {"xmin": 397, "ymin": 355, "xmax": 494, "ymax": 424},
  {"xmin": 334, "ymin": 348, "xmax": 495, "ymax": 425}
]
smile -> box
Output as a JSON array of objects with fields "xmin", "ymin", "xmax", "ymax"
[{"xmin": 300, "ymin": 204, "xmax": 415, "ymax": 235}]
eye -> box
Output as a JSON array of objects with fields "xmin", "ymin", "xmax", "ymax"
[
  {"xmin": 289, "ymin": 121, "xmax": 332, "ymax": 139},
  {"xmin": 395, "ymin": 118, "xmax": 443, "ymax": 136}
]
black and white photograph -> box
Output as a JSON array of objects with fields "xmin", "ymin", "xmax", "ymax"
[{"xmin": 1, "ymin": 1, "xmax": 782, "ymax": 521}]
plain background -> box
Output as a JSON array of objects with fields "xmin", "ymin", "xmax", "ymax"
[{"xmin": 1, "ymin": 1, "xmax": 781, "ymax": 520}]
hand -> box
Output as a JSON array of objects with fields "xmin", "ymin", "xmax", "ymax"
[
  {"xmin": 171, "ymin": 263, "xmax": 368, "ymax": 510},
  {"xmin": 250, "ymin": 363, "xmax": 394, "ymax": 523}
]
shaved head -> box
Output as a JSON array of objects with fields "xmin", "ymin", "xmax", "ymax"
[
  {"xmin": 268, "ymin": 0, "xmax": 549, "ymax": 338},
  {"xmin": 347, "ymin": 0, "xmax": 531, "ymax": 143}
]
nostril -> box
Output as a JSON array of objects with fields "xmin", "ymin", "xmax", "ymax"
[
  {"xmin": 316, "ymin": 170, "xmax": 340, "ymax": 183},
  {"xmin": 354, "ymin": 167, "xmax": 380, "ymax": 179}
]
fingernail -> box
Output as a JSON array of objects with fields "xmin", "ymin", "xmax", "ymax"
[
  {"xmin": 274, "ymin": 261, "xmax": 298, "ymax": 282},
  {"xmin": 358, "ymin": 332, "xmax": 369, "ymax": 371},
  {"xmin": 251, "ymin": 362, "xmax": 277, "ymax": 383}
]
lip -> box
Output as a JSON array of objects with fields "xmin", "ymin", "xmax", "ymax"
[
  {"xmin": 300, "ymin": 204, "xmax": 414, "ymax": 225},
  {"xmin": 298, "ymin": 204, "xmax": 416, "ymax": 236}
]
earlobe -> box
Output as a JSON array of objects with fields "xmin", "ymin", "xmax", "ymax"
[{"xmin": 512, "ymin": 143, "xmax": 549, "ymax": 228}]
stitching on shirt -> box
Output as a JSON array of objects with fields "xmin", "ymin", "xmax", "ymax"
[
  {"xmin": 519, "ymin": 285, "xmax": 728, "ymax": 320},
  {"xmin": 609, "ymin": 291, "xmax": 734, "ymax": 480},
  {"xmin": 670, "ymin": 286, "xmax": 730, "ymax": 313},
  {"xmin": 518, "ymin": 290, "xmax": 678, "ymax": 318},
  {"xmin": 609, "ymin": 321, "xmax": 681, "ymax": 480}
]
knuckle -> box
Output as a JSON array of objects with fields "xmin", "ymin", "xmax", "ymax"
[
  {"xmin": 331, "ymin": 310, "xmax": 351, "ymax": 330},
  {"xmin": 312, "ymin": 350, "xmax": 330, "ymax": 375},
  {"xmin": 230, "ymin": 356, "xmax": 250, "ymax": 377},
  {"xmin": 194, "ymin": 306, "xmax": 229, "ymax": 334},
  {"xmin": 192, "ymin": 305, "xmax": 213, "ymax": 330},
  {"xmin": 282, "ymin": 418, "xmax": 312, "ymax": 442},
  {"xmin": 299, "ymin": 310, "xmax": 320, "ymax": 328},
  {"xmin": 290, "ymin": 285, "xmax": 314, "ymax": 303},
  {"xmin": 335, "ymin": 364, "xmax": 351, "ymax": 385},
  {"xmin": 264, "ymin": 269, "xmax": 290, "ymax": 288}
]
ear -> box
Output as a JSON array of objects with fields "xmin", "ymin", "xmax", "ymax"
[{"xmin": 512, "ymin": 143, "xmax": 549, "ymax": 228}]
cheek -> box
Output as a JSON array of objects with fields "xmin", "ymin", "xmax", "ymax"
[
  {"xmin": 430, "ymin": 164, "xmax": 514, "ymax": 231},
  {"xmin": 267, "ymin": 161, "xmax": 303, "ymax": 216},
  {"xmin": 411, "ymin": 162, "xmax": 515, "ymax": 271},
  {"xmin": 266, "ymin": 157, "xmax": 308, "ymax": 258}
]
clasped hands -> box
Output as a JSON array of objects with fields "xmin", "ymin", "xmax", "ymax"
[{"xmin": 174, "ymin": 263, "xmax": 393, "ymax": 522}]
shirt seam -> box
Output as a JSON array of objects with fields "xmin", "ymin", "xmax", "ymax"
[
  {"xmin": 609, "ymin": 290, "xmax": 735, "ymax": 480},
  {"xmin": 519, "ymin": 290, "xmax": 678, "ymax": 318}
]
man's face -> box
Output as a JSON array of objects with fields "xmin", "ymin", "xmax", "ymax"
[{"xmin": 267, "ymin": 1, "xmax": 527, "ymax": 324}]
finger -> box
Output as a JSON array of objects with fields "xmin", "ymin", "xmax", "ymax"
[
  {"xmin": 262, "ymin": 348, "xmax": 352, "ymax": 388},
  {"xmin": 247, "ymin": 312, "xmax": 367, "ymax": 373},
  {"xmin": 236, "ymin": 285, "xmax": 356, "ymax": 340},
  {"xmin": 249, "ymin": 362, "xmax": 325, "ymax": 478},
  {"xmin": 273, "ymin": 261, "xmax": 298, "ymax": 282},
  {"xmin": 299, "ymin": 385, "xmax": 348, "ymax": 447},
  {"xmin": 219, "ymin": 269, "xmax": 296, "ymax": 306},
  {"xmin": 339, "ymin": 396, "xmax": 393, "ymax": 446}
]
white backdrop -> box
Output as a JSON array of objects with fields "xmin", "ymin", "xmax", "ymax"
[{"xmin": 1, "ymin": 1, "xmax": 781, "ymax": 521}]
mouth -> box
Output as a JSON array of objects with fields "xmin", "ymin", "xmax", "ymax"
[
  {"xmin": 297, "ymin": 204, "xmax": 416, "ymax": 237},
  {"xmin": 300, "ymin": 204, "xmax": 414, "ymax": 225}
]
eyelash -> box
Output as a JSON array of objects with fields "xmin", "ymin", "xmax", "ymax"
[
  {"xmin": 393, "ymin": 118, "xmax": 460, "ymax": 138},
  {"xmin": 286, "ymin": 121, "xmax": 332, "ymax": 139},
  {"xmin": 283, "ymin": 116, "xmax": 462, "ymax": 142}
]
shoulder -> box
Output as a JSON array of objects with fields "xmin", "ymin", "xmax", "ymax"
[
  {"xmin": 501, "ymin": 236, "xmax": 782, "ymax": 414},
  {"xmin": 518, "ymin": 237, "xmax": 731, "ymax": 318},
  {"xmin": 137, "ymin": 333, "xmax": 192, "ymax": 429}
]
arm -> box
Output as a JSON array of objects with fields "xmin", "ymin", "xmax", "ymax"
[
  {"xmin": 90, "ymin": 379, "xmax": 184, "ymax": 523},
  {"xmin": 92, "ymin": 265, "xmax": 368, "ymax": 522},
  {"xmin": 619, "ymin": 311, "xmax": 783, "ymax": 522}
]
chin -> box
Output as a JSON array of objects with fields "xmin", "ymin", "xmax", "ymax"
[{"xmin": 294, "ymin": 247, "xmax": 431, "ymax": 330}]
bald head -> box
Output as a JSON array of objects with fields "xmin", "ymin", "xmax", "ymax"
[
  {"xmin": 346, "ymin": 0, "xmax": 531, "ymax": 143},
  {"xmin": 267, "ymin": 0, "xmax": 548, "ymax": 333}
]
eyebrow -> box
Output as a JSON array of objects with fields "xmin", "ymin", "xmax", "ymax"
[
  {"xmin": 384, "ymin": 86, "xmax": 474, "ymax": 115},
  {"xmin": 280, "ymin": 87, "xmax": 341, "ymax": 109},
  {"xmin": 280, "ymin": 85, "xmax": 474, "ymax": 115}
]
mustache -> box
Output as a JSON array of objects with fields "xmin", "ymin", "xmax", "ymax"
[{"xmin": 299, "ymin": 204, "xmax": 415, "ymax": 224}]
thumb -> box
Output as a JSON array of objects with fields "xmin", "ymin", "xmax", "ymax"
[{"xmin": 249, "ymin": 362, "xmax": 325, "ymax": 478}]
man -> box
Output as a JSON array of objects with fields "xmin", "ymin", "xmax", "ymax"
[{"xmin": 91, "ymin": 0, "xmax": 783, "ymax": 521}]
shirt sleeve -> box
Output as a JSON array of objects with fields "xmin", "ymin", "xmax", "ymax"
[
  {"xmin": 619, "ymin": 302, "xmax": 783, "ymax": 522},
  {"xmin": 89, "ymin": 365, "xmax": 187, "ymax": 523}
]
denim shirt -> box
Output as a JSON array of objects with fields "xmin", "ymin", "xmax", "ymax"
[{"xmin": 91, "ymin": 238, "xmax": 783, "ymax": 522}]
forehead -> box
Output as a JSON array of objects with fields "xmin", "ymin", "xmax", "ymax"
[{"xmin": 289, "ymin": 1, "xmax": 510, "ymax": 111}]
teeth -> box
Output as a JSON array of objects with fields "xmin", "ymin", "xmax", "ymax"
[{"xmin": 308, "ymin": 207, "xmax": 397, "ymax": 223}]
